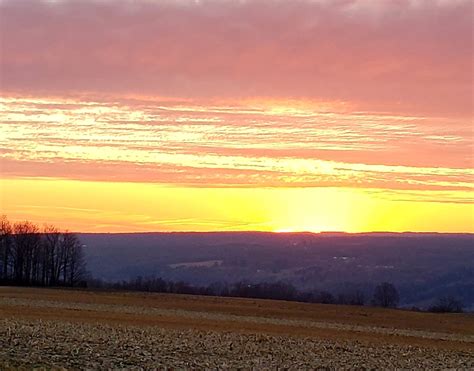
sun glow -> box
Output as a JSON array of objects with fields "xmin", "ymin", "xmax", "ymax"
[{"xmin": 1, "ymin": 178, "xmax": 472, "ymax": 233}]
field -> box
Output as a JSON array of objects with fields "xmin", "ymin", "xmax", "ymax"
[{"xmin": 0, "ymin": 287, "xmax": 473, "ymax": 368}]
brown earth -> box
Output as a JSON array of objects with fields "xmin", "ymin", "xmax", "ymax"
[{"xmin": 0, "ymin": 286, "xmax": 473, "ymax": 369}]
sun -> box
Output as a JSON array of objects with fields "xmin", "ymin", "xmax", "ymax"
[
  {"xmin": 274, "ymin": 227, "xmax": 323, "ymax": 233},
  {"xmin": 274, "ymin": 228, "xmax": 296, "ymax": 233}
]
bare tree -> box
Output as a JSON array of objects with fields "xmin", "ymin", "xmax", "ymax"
[
  {"xmin": 61, "ymin": 232, "xmax": 86, "ymax": 286},
  {"xmin": 0, "ymin": 216, "xmax": 86, "ymax": 287},
  {"xmin": 43, "ymin": 224, "xmax": 62, "ymax": 285},
  {"xmin": 350, "ymin": 290, "xmax": 366, "ymax": 306},
  {"xmin": 372, "ymin": 282, "xmax": 399, "ymax": 308},
  {"xmin": 338, "ymin": 290, "xmax": 366, "ymax": 306},
  {"xmin": 12, "ymin": 221, "xmax": 41, "ymax": 285},
  {"xmin": 428, "ymin": 296, "xmax": 464, "ymax": 313},
  {"xmin": 0, "ymin": 215, "xmax": 13, "ymax": 281}
]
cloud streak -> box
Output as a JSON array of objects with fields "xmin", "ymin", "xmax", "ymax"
[{"xmin": 1, "ymin": 96, "xmax": 472, "ymax": 198}]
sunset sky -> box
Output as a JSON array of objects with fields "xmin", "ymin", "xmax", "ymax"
[{"xmin": 1, "ymin": 0, "xmax": 473, "ymax": 232}]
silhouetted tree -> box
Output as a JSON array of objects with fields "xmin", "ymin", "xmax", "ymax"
[
  {"xmin": 0, "ymin": 215, "xmax": 12, "ymax": 281},
  {"xmin": 62, "ymin": 232, "xmax": 86, "ymax": 286},
  {"xmin": 299, "ymin": 289, "xmax": 335, "ymax": 304},
  {"xmin": 372, "ymin": 282, "xmax": 399, "ymax": 308},
  {"xmin": 337, "ymin": 290, "xmax": 365, "ymax": 306},
  {"xmin": 43, "ymin": 224, "xmax": 61, "ymax": 285},
  {"xmin": 0, "ymin": 216, "xmax": 86, "ymax": 287},
  {"xmin": 349, "ymin": 290, "xmax": 366, "ymax": 306},
  {"xmin": 12, "ymin": 221, "xmax": 41, "ymax": 284},
  {"xmin": 428, "ymin": 296, "xmax": 464, "ymax": 313},
  {"xmin": 208, "ymin": 281, "xmax": 230, "ymax": 296},
  {"xmin": 316, "ymin": 290, "xmax": 335, "ymax": 304}
]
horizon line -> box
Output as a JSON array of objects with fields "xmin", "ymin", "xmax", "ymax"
[{"xmin": 74, "ymin": 230, "xmax": 474, "ymax": 235}]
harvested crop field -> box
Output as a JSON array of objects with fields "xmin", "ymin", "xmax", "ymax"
[{"xmin": 0, "ymin": 287, "xmax": 473, "ymax": 369}]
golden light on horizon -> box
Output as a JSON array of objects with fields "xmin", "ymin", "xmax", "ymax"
[
  {"xmin": 1, "ymin": 94, "xmax": 472, "ymax": 234},
  {"xmin": 1, "ymin": 178, "xmax": 472, "ymax": 233}
]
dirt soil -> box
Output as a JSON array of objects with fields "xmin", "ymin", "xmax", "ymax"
[{"xmin": 0, "ymin": 286, "xmax": 473, "ymax": 369}]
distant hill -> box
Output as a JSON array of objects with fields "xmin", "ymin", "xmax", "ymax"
[{"xmin": 80, "ymin": 232, "xmax": 474, "ymax": 309}]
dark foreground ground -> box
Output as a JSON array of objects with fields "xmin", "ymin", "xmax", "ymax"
[{"xmin": 0, "ymin": 287, "xmax": 473, "ymax": 369}]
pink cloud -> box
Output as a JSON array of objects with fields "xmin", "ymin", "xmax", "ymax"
[
  {"xmin": 1, "ymin": 0, "xmax": 472, "ymax": 116},
  {"xmin": 1, "ymin": 96, "xmax": 472, "ymax": 196}
]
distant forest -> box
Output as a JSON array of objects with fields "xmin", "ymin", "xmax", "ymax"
[
  {"xmin": 0, "ymin": 216, "xmax": 86, "ymax": 287},
  {"xmin": 0, "ymin": 216, "xmax": 465, "ymax": 313}
]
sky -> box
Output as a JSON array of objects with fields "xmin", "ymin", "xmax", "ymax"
[{"xmin": 0, "ymin": 0, "xmax": 473, "ymax": 233}]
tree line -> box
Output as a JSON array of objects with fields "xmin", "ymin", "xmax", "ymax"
[
  {"xmin": 89, "ymin": 276, "xmax": 403, "ymax": 308},
  {"xmin": 91, "ymin": 276, "xmax": 464, "ymax": 312},
  {"xmin": 0, "ymin": 216, "xmax": 86, "ymax": 287}
]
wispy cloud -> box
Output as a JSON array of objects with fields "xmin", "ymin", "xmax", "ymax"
[{"xmin": 1, "ymin": 97, "xmax": 472, "ymax": 198}]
